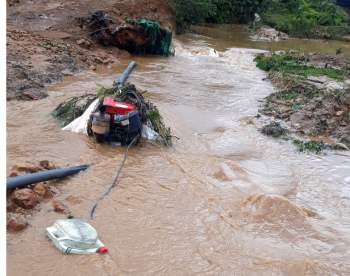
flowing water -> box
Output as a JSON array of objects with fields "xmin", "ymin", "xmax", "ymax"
[{"xmin": 7, "ymin": 25, "xmax": 350, "ymax": 275}]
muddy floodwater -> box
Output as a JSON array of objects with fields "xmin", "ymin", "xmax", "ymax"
[{"xmin": 7, "ymin": 26, "xmax": 350, "ymax": 275}]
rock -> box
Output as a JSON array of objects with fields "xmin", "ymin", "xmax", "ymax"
[
  {"xmin": 32, "ymin": 183, "xmax": 47, "ymax": 197},
  {"xmin": 261, "ymin": 122, "xmax": 287, "ymax": 138},
  {"xmin": 93, "ymin": 55, "xmax": 113, "ymax": 65},
  {"xmin": 52, "ymin": 199, "xmax": 69, "ymax": 213},
  {"xmin": 8, "ymin": 171, "xmax": 18, "ymax": 177},
  {"xmin": 22, "ymin": 90, "xmax": 48, "ymax": 100},
  {"xmin": 13, "ymin": 163, "xmax": 43, "ymax": 173},
  {"xmin": 61, "ymin": 69, "xmax": 74, "ymax": 76},
  {"xmin": 13, "ymin": 189, "xmax": 39, "ymax": 209},
  {"xmin": 251, "ymin": 26, "xmax": 288, "ymax": 42},
  {"xmin": 336, "ymin": 110, "xmax": 344, "ymax": 116},
  {"xmin": 89, "ymin": 65, "xmax": 96, "ymax": 71},
  {"xmin": 48, "ymin": 186, "xmax": 60, "ymax": 196},
  {"xmin": 7, "ymin": 197, "xmax": 17, "ymax": 212},
  {"xmin": 76, "ymin": 38, "xmax": 92, "ymax": 49},
  {"xmin": 37, "ymin": 31, "xmax": 72, "ymax": 40},
  {"xmin": 65, "ymin": 195, "xmax": 82, "ymax": 205},
  {"xmin": 39, "ymin": 160, "xmax": 56, "ymax": 170},
  {"xmin": 340, "ymin": 136, "xmax": 350, "ymax": 148},
  {"xmin": 7, "ymin": 214, "xmax": 28, "ymax": 232}
]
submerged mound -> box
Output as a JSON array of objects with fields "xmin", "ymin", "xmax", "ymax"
[{"xmin": 241, "ymin": 194, "xmax": 314, "ymax": 226}]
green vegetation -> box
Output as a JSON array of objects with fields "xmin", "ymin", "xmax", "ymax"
[
  {"xmin": 260, "ymin": 0, "xmax": 350, "ymax": 38},
  {"xmin": 293, "ymin": 139, "xmax": 326, "ymax": 154},
  {"xmin": 169, "ymin": 0, "xmax": 260, "ymax": 32},
  {"xmin": 52, "ymin": 94, "xmax": 97, "ymax": 127},
  {"xmin": 255, "ymin": 53, "xmax": 347, "ymax": 80},
  {"xmin": 170, "ymin": 0, "xmax": 350, "ymax": 38},
  {"xmin": 256, "ymin": 51, "xmax": 350, "ymax": 153},
  {"xmin": 147, "ymin": 108, "xmax": 172, "ymax": 146},
  {"xmin": 96, "ymin": 84, "xmax": 118, "ymax": 100}
]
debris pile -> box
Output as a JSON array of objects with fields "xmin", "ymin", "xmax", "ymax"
[
  {"xmin": 251, "ymin": 26, "xmax": 289, "ymax": 42},
  {"xmin": 255, "ymin": 51, "xmax": 350, "ymax": 152},
  {"xmin": 52, "ymin": 94, "xmax": 97, "ymax": 127},
  {"xmin": 83, "ymin": 11, "xmax": 172, "ymax": 56},
  {"xmin": 261, "ymin": 121, "xmax": 288, "ymax": 138},
  {"xmin": 53, "ymin": 62, "xmax": 172, "ymax": 146}
]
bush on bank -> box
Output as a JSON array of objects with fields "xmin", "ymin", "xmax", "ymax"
[
  {"xmin": 261, "ymin": 0, "xmax": 350, "ymax": 38},
  {"xmin": 169, "ymin": 0, "xmax": 260, "ymax": 32},
  {"xmin": 170, "ymin": 0, "xmax": 350, "ymax": 38}
]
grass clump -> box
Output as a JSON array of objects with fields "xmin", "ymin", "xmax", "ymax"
[
  {"xmin": 255, "ymin": 53, "xmax": 347, "ymax": 81},
  {"xmin": 96, "ymin": 84, "xmax": 119, "ymax": 100},
  {"xmin": 293, "ymin": 139, "xmax": 326, "ymax": 154},
  {"xmin": 147, "ymin": 107, "xmax": 172, "ymax": 146},
  {"xmin": 52, "ymin": 94, "xmax": 97, "ymax": 127}
]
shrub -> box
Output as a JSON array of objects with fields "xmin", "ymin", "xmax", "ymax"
[
  {"xmin": 170, "ymin": 0, "xmax": 350, "ymax": 38},
  {"xmin": 169, "ymin": 0, "xmax": 261, "ymax": 32},
  {"xmin": 260, "ymin": 0, "xmax": 350, "ymax": 38}
]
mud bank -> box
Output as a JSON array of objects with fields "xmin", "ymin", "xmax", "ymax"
[
  {"xmin": 6, "ymin": 0, "xmax": 175, "ymax": 100},
  {"xmin": 256, "ymin": 51, "xmax": 350, "ymax": 151}
]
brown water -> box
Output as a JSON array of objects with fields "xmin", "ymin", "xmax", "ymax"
[
  {"xmin": 189, "ymin": 25, "xmax": 350, "ymax": 58},
  {"xmin": 7, "ymin": 26, "xmax": 350, "ymax": 275}
]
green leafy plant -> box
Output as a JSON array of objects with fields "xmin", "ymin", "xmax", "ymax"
[{"xmin": 293, "ymin": 139, "xmax": 326, "ymax": 154}]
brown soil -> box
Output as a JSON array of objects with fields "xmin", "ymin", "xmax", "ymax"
[{"xmin": 7, "ymin": 0, "xmax": 175, "ymax": 100}]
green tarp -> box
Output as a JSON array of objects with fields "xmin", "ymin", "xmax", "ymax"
[{"xmin": 130, "ymin": 18, "xmax": 172, "ymax": 56}]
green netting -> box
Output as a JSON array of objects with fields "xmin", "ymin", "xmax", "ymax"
[{"xmin": 129, "ymin": 18, "xmax": 172, "ymax": 56}]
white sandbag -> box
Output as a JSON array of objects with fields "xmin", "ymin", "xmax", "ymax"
[
  {"xmin": 142, "ymin": 124, "xmax": 159, "ymax": 140},
  {"xmin": 62, "ymin": 98, "xmax": 99, "ymax": 135}
]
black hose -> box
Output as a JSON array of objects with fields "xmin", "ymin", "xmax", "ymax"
[
  {"xmin": 90, "ymin": 135, "xmax": 139, "ymax": 219},
  {"xmin": 7, "ymin": 165, "xmax": 89, "ymax": 190}
]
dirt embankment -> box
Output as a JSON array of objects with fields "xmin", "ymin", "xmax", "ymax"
[{"xmin": 7, "ymin": 0, "xmax": 175, "ymax": 100}]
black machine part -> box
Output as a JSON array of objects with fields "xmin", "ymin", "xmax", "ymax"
[{"xmin": 89, "ymin": 110, "xmax": 142, "ymax": 145}]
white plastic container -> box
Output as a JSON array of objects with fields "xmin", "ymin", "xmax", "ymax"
[{"xmin": 46, "ymin": 219, "xmax": 107, "ymax": 254}]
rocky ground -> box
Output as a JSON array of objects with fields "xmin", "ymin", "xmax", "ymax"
[
  {"xmin": 6, "ymin": 161, "xmax": 71, "ymax": 232},
  {"xmin": 256, "ymin": 51, "xmax": 350, "ymax": 152},
  {"xmin": 7, "ymin": 0, "xmax": 175, "ymax": 100}
]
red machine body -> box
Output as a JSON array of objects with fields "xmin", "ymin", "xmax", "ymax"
[{"xmin": 103, "ymin": 97, "xmax": 136, "ymax": 115}]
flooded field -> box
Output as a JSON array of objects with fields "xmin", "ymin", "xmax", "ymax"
[{"xmin": 7, "ymin": 26, "xmax": 350, "ymax": 275}]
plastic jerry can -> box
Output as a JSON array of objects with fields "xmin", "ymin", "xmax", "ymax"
[{"xmin": 46, "ymin": 219, "xmax": 107, "ymax": 254}]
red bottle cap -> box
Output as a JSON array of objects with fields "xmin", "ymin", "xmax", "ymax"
[{"xmin": 98, "ymin": 247, "xmax": 108, "ymax": 254}]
